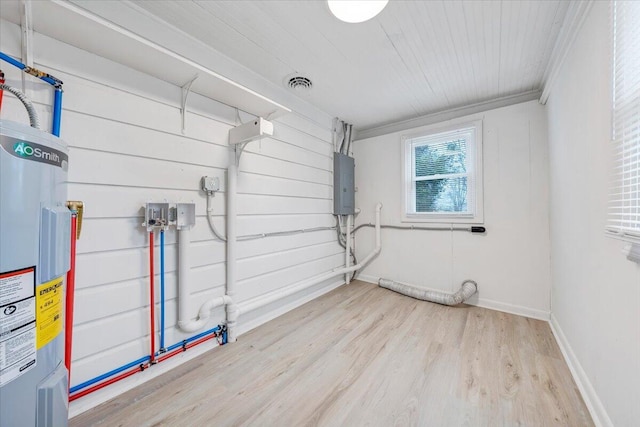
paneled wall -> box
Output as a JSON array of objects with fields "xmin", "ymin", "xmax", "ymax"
[
  {"xmin": 0, "ymin": 20, "xmax": 342, "ymax": 393},
  {"xmin": 546, "ymin": 2, "xmax": 640, "ymax": 425},
  {"xmin": 353, "ymin": 100, "xmax": 551, "ymax": 319}
]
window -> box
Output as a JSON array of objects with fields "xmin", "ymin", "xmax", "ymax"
[
  {"xmin": 402, "ymin": 120, "xmax": 483, "ymax": 223},
  {"xmin": 608, "ymin": 1, "xmax": 640, "ymax": 241}
]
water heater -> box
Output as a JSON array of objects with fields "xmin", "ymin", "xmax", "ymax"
[{"xmin": 0, "ymin": 119, "xmax": 70, "ymax": 426}]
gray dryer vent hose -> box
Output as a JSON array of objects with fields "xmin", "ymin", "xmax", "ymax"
[{"xmin": 378, "ymin": 278, "xmax": 477, "ymax": 306}]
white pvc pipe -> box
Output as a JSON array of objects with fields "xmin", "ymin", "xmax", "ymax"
[
  {"xmin": 177, "ymin": 228, "xmax": 191, "ymax": 330},
  {"xmin": 178, "ymin": 295, "xmax": 233, "ymax": 333},
  {"xmin": 345, "ymin": 214, "xmax": 351, "ymax": 284},
  {"xmin": 225, "ymin": 151, "xmax": 239, "ymax": 342},
  {"xmin": 177, "ymin": 227, "xmax": 236, "ymax": 332},
  {"xmin": 239, "ymin": 203, "xmax": 382, "ymax": 315}
]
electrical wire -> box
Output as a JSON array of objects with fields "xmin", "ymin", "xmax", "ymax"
[
  {"xmin": 206, "ymin": 194, "xmax": 227, "ymax": 241},
  {"xmin": 0, "ymin": 83, "xmax": 40, "ymax": 129}
]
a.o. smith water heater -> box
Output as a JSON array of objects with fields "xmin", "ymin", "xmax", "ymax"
[{"xmin": 0, "ymin": 119, "xmax": 70, "ymax": 426}]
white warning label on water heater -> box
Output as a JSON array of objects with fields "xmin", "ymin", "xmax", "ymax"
[{"xmin": 0, "ymin": 267, "xmax": 37, "ymax": 387}]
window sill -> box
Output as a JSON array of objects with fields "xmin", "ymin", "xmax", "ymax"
[
  {"xmin": 606, "ymin": 229, "xmax": 640, "ymax": 245},
  {"xmin": 606, "ymin": 231, "xmax": 640, "ymax": 263},
  {"xmin": 402, "ymin": 214, "xmax": 484, "ymax": 225}
]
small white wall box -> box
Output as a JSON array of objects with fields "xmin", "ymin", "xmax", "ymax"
[
  {"xmin": 176, "ymin": 203, "xmax": 196, "ymax": 229},
  {"xmin": 144, "ymin": 202, "xmax": 172, "ymax": 231},
  {"xmin": 229, "ymin": 117, "xmax": 274, "ymax": 145},
  {"xmin": 201, "ymin": 176, "xmax": 220, "ymax": 193}
]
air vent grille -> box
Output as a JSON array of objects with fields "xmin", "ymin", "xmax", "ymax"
[{"xmin": 287, "ymin": 76, "xmax": 313, "ymax": 91}]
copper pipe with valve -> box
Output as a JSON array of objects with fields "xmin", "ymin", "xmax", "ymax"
[{"xmin": 66, "ymin": 201, "xmax": 84, "ymax": 239}]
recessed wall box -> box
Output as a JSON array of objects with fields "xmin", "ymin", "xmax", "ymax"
[
  {"xmin": 229, "ymin": 117, "xmax": 274, "ymax": 145},
  {"xmin": 144, "ymin": 202, "xmax": 171, "ymax": 231},
  {"xmin": 176, "ymin": 203, "xmax": 196, "ymax": 230}
]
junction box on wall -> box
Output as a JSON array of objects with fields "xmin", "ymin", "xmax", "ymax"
[{"xmin": 143, "ymin": 202, "xmax": 196, "ymax": 232}]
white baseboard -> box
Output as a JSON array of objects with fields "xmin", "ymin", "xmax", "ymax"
[
  {"xmin": 237, "ymin": 278, "xmax": 345, "ymax": 335},
  {"xmin": 472, "ymin": 297, "xmax": 549, "ymax": 321},
  {"xmin": 356, "ymin": 274, "xmax": 549, "ymax": 321},
  {"xmin": 549, "ymin": 314, "xmax": 613, "ymax": 427},
  {"xmin": 356, "ymin": 273, "xmax": 379, "ymax": 285}
]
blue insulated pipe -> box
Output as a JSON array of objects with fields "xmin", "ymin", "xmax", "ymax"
[
  {"xmin": 52, "ymin": 88, "xmax": 63, "ymax": 136},
  {"xmin": 160, "ymin": 230, "xmax": 166, "ymax": 350},
  {"xmin": 69, "ymin": 355, "xmax": 151, "ymax": 394}
]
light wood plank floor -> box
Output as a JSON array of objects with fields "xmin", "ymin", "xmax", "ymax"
[{"xmin": 71, "ymin": 281, "xmax": 593, "ymax": 427}]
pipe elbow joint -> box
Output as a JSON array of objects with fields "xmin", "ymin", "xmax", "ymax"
[{"xmin": 178, "ymin": 320, "xmax": 203, "ymax": 333}]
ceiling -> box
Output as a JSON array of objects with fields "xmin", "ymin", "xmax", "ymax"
[
  {"xmin": 0, "ymin": 0, "xmax": 571, "ymax": 131},
  {"xmin": 131, "ymin": 0, "xmax": 570, "ymax": 131}
]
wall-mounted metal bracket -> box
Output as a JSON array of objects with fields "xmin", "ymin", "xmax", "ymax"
[{"xmin": 181, "ymin": 74, "xmax": 199, "ymax": 134}]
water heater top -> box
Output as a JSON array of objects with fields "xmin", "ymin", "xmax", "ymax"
[{"xmin": 0, "ymin": 119, "xmax": 69, "ymax": 171}]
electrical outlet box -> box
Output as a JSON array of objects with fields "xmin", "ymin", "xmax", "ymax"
[
  {"xmin": 333, "ymin": 153, "xmax": 355, "ymax": 215},
  {"xmin": 229, "ymin": 117, "xmax": 274, "ymax": 145},
  {"xmin": 201, "ymin": 176, "xmax": 220, "ymax": 193},
  {"xmin": 176, "ymin": 203, "xmax": 196, "ymax": 230}
]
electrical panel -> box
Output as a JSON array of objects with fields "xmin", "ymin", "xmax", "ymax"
[{"xmin": 333, "ymin": 153, "xmax": 355, "ymax": 215}]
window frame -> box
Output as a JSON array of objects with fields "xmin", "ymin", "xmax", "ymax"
[
  {"xmin": 607, "ymin": 0, "xmax": 640, "ymax": 244},
  {"xmin": 401, "ymin": 120, "xmax": 483, "ymax": 224}
]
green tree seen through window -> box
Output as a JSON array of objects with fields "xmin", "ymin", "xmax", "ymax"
[{"xmin": 414, "ymin": 139, "xmax": 467, "ymax": 212}]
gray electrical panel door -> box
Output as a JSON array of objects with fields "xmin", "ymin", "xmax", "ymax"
[{"xmin": 333, "ymin": 153, "xmax": 355, "ymax": 215}]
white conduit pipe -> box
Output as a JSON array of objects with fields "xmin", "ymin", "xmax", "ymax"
[
  {"xmin": 177, "ymin": 228, "xmax": 234, "ymax": 333},
  {"xmin": 225, "ymin": 154, "xmax": 240, "ymax": 342},
  {"xmin": 378, "ymin": 278, "xmax": 477, "ymax": 306},
  {"xmin": 345, "ymin": 214, "xmax": 352, "ymax": 285},
  {"xmin": 239, "ymin": 203, "xmax": 382, "ymax": 315}
]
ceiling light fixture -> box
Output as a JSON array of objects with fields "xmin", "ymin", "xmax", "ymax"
[{"xmin": 327, "ymin": 0, "xmax": 389, "ymax": 23}]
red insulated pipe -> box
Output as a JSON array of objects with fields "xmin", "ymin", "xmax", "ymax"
[
  {"xmin": 65, "ymin": 213, "xmax": 78, "ymax": 387},
  {"xmin": 69, "ymin": 333, "xmax": 220, "ymax": 401},
  {"xmin": 69, "ymin": 364, "xmax": 147, "ymax": 402},
  {"xmin": 149, "ymin": 231, "xmax": 156, "ymax": 364},
  {"xmin": 0, "ymin": 71, "xmax": 5, "ymax": 113},
  {"xmin": 156, "ymin": 334, "xmax": 217, "ymax": 364}
]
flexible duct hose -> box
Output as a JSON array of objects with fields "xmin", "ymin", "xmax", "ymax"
[
  {"xmin": 379, "ymin": 278, "xmax": 477, "ymax": 306},
  {"xmin": 0, "ymin": 83, "xmax": 40, "ymax": 129}
]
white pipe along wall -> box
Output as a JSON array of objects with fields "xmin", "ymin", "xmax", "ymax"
[
  {"xmin": 345, "ymin": 213, "xmax": 352, "ymax": 284},
  {"xmin": 239, "ymin": 203, "xmax": 382, "ymax": 314},
  {"xmin": 225, "ymin": 147, "xmax": 240, "ymax": 343},
  {"xmin": 177, "ymin": 228, "xmax": 233, "ymax": 333},
  {"xmin": 178, "ymin": 144, "xmax": 378, "ymax": 341}
]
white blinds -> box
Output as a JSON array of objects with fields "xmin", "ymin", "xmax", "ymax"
[{"xmin": 609, "ymin": 0, "xmax": 640, "ymax": 240}]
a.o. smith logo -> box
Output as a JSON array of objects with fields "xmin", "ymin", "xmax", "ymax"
[
  {"xmin": 0, "ymin": 136, "xmax": 68, "ymax": 169},
  {"xmin": 14, "ymin": 141, "xmax": 61, "ymax": 163}
]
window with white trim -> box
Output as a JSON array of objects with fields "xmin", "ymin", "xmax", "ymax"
[
  {"xmin": 402, "ymin": 121, "xmax": 483, "ymax": 223},
  {"xmin": 608, "ymin": 0, "xmax": 640, "ymax": 241}
]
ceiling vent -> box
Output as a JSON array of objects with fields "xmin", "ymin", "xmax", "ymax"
[{"xmin": 286, "ymin": 75, "xmax": 313, "ymax": 92}]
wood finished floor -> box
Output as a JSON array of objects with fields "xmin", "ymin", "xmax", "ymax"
[{"xmin": 71, "ymin": 281, "xmax": 593, "ymax": 427}]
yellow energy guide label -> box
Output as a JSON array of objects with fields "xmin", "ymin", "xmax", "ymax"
[{"xmin": 36, "ymin": 277, "xmax": 63, "ymax": 349}]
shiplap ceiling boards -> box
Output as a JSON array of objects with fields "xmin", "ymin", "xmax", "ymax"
[{"xmin": 131, "ymin": 0, "xmax": 569, "ymax": 131}]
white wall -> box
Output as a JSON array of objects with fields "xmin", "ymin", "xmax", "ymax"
[
  {"xmin": 0, "ymin": 19, "xmax": 343, "ymax": 400},
  {"xmin": 546, "ymin": 2, "xmax": 640, "ymax": 426},
  {"xmin": 353, "ymin": 100, "xmax": 551, "ymax": 319}
]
